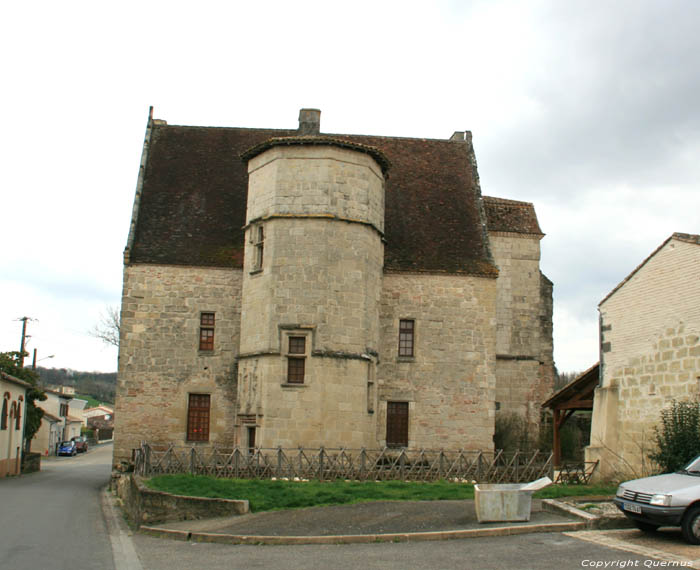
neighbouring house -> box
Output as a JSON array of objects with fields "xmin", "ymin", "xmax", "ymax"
[
  {"xmin": 587, "ymin": 233, "xmax": 700, "ymax": 480},
  {"xmin": 33, "ymin": 389, "xmax": 84, "ymax": 455},
  {"xmin": 83, "ymin": 405, "xmax": 114, "ymax": 427},
  {"xmin": 1, "ymin": 371, "xmax": 30, "ymax": 477},
  {"xmin": 113, "ymin": 108, "xmax": 555, "ymax": 466},
  {"xmin": 88, "ymin": 413, "xmax": 114, "ymax": 442}
]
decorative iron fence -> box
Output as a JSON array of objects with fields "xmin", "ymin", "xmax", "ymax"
[{"xmin": 133, "ymin": 443, "xmax": 554, "ymax": 483}]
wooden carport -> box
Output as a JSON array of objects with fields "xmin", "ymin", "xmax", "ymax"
[{"xmin": 541, "ymin": 363, "xmax": 599, "ymax": 468}]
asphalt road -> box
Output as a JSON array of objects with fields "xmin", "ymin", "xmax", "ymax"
[
  {"xmin": 4, "ymin": 444, "xmax": 699, "ymax": 569},
  {"xmin": 0, "ymin": 443, "xmax": 115, "ymax": 569}
]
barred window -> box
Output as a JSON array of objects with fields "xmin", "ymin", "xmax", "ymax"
[
  {"xmin": 398, "ymin": 319, "xmax": 415, "ymax": 357},
  {"xmin": 187, "ymin": 394, "xmax": 210, "ymax": 442},
  {"xmin": 199, "ymin": 312, "xmax": 215, "ymax": 351}
]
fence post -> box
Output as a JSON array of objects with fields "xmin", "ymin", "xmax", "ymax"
[
  {"xmin": 190, "ymin": 447, "xmax": 196, "ymax": 476},
  {"xmin": 145, "ymin": 443, "xmax": 151, "ymax": 477},
  {"xmin": 319, "ymin": 447, "xmax": 325, "ymax": 481},
  {"xmin": 277, "ymin": 446, "xmax": 283, "ymax": 478}
]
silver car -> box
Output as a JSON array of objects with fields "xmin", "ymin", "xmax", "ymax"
[{"xmin": 615, "ymin": 455, "xmax": 700, "ymax": 544}]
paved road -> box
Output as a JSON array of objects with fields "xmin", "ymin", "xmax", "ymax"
[
  {"xmin": 5, "ymin": 445, "xmax": 699, "ymax": 569},
  {"xmin": 130, "ymin": 530, "xmax": 663, "ymax": 570},
  {"xmin": 0, "ymin": 444, "xmax": 115, "ymax": 569},
  {"xmin": 0, "ymin": 446, "xmax": 114, "ymax": 570}
]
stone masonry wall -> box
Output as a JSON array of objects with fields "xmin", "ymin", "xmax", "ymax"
[
  {"xmin": 488, "ymin": 232, "xmax": 554, "ymax": 428},
  {"xmin": 236, "ymin": 144, "xmax": 384, "ymax": 450},
  {"xmin": 588, "ymin": 239, "xmax": 700, "ymax": 479},
  {"xmin": 114, "ymin": 264, "xmax": 241, "ymax": 466},
  {"xmin": 377, "ymin": 272, "xmax": 498, "ymax": 450}
]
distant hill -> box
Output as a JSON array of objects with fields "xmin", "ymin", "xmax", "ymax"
[{"xmin": 36, "ymin": 367, "xmax": 116, "ymax": 405}]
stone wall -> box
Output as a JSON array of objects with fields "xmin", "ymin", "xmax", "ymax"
[
  {"xmin": 588, "ymin": 238, "xmax": 700, "ymax": 479},
  {"xmin": 236, "ymin": 144, "xmax": 384, "ymax": 450},
  {"xmin": 377, "ymin": 272, "xmax": 498, "ymax": 450},
  {"xmin": 113, "ymin": 473, "xmax": 248, "ymax": 526},
  {"xmin": 114, "ymin": 264, "xmax": 242, "ymax": 466},
  {"xmin": 488, "ymin": 232, "xmax": 554, "ymax": 429}
]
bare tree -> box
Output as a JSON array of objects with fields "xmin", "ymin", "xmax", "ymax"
[{"xmin": 90, "ymin": 305, "xmax": 120, "ymax": 347}]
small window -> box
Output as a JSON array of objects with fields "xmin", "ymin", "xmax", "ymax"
[
  {"xmin": 253, "ymin": 225, "xmax": 264, "ymax": 270},
  {"xmin": 15, "ymin": 396, "xmax": 22, "ymax": 430},
  {"xmin": 398, "ymin": 319, "xmax": 415, "ymax": 357},
  {"xmin": 187, "ymin": 394, "xmax": 210, "ymax": 442},
  {"xmin": 1, "ymin": 394, "xmax": 8, "ymax": 430},
  {"xmin": 287, "ymin": 336, "xmax": 306, "ymax": 384},
  {"xmin": 199, "ymin": 312, "xmax": 215, "ymax": 351},
  {"xmin": 247, "ymin": 426, "xmax": 256, "ymax": 454},
  {"xmin": 386, "ymin": 401, "xmax": 409, "ymax": 447}
]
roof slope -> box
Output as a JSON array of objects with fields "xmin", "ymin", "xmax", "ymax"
[
  {"xmin": 600, "ymin": 232, "xmax": 700, "ymax": 306},
  {"xmin": 128, "ymin": 119, "xmax": 497, "ymax": 276},
  {"xmin": 482, "ymin": 196, "xmax": 543, "ymax": 235}
]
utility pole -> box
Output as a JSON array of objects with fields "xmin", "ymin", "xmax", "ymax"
[{"xmin": 16, "ymin": 316, "xmax": 33, "ymax": 367}]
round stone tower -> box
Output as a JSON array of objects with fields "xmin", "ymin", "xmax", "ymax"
[{"xmin": 236, "ymin": 119, "xmax": 389, "ymax": 450}]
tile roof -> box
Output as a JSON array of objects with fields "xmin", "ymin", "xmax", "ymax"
[
  {"xmin": 127, "ymin": 116, "xmax": 499, "ymax": 277},
  {"xmin": 482, "ymin": 196, "xmax": 543, "ymax": 235},
  {"xmin": 0, "ymin": 371, "xmax": 32, "ymax": 390}
]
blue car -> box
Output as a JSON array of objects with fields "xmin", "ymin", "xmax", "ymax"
[{"xmin": 57, "ymin": 440, "xmax": 77, "ymax": 457}]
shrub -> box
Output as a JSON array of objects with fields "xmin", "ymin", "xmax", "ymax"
[{"xmin": 649, "ymin": 400, "xmax": 700, "ymax": 473}]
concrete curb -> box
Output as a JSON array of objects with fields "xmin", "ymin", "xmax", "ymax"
[{"xmin": 140, "ymin": 519, "xmax": 589, "ymax": 546}]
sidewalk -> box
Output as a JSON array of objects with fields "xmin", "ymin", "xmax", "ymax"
[{"xmin": 141, "ymin": 499, "xmax": 599, "ymax": 545}]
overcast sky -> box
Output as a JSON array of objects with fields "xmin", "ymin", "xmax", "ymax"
[{"xmin": 1, "ymin": 0, "xmax": 698, "ymax": 375}]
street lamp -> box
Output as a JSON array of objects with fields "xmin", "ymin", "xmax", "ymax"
[{"xmin": 32, "ymin": 350, "xmax": 55, "ymax": 370}]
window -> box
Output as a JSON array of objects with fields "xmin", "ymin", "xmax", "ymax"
[
  {"xmin": 287, "ymin": 336, "xmax": 306, "ymax": 384},
  {"xmin": 187, "ymin": 394, "xmax": 210, "ymax": 442},
  {"xmin": 199, "ymin": 312, "xmax": 215, "ymax": 351},
  {"xmin": 15, "ymin": 396, "xmax": 22, "ymax": 430},
  {"xmin": 59, "ymin": 402, "xmax": 69, "ymax": 417},
  {"xmin": 1, "ymin": 393, "xmax": 8, "ymax": 430},
  {"xmin": 386, "ymin": 401, "xmax": 409, "ymax": 447},
  {"xmin": 247, "ymin": 426, "xmax": 256, "ymax": 454},
  {"xmin": 253, "ymin": 225, "xmax": 264, "ymax": 270},
  {"xmin": 398, "ymin": 319, "xmax": 415, "ymax": 357}
]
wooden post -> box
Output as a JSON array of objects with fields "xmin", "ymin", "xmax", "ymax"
[{"xmin": 553, "ymin": 408, "xmax": 562, "ymax": 468}]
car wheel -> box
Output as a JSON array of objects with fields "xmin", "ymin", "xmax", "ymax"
[
  {"xmin": 634, "ymin": 521, "xmax": 659, "ymax": 533},
  {"xmin": 681, "ymin": 505, "xmax": 700, "ymax": 544}
]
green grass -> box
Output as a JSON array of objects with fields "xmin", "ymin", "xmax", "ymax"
[
  {"xmin": 76, "ymin": 393, "xmax": 113, "ymax": 409},
  {"xmin": 145, "ymin": 475, "xmax": 617, "ymax": 513}
]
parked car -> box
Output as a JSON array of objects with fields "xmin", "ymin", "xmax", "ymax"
[
  {"xmin": 57, "ymin": 440, "xmax": 77, "ymax": 457},
  {"xmin": 615, "ymin": 455, "xmax": 700, "ymax": 544},
  {"xmin": 72, "ymin": 436, "xmax": 89, "ymax": 453}
]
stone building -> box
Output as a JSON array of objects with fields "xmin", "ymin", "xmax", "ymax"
[
  {"xmin": 587, "ymin": 233, "xmax": 700, "ymax": 479},
  {"xmin": 113, "ymin": 108, "xmax": 554, "ymax": 465}
]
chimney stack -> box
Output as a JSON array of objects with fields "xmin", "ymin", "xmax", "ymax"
[{"xmin": 298, "ymin": 108, "xmax": 321, "ymax": 135}]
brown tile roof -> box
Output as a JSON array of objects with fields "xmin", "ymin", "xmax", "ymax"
[
  {"xmin": 482, "ymin": 196, "xmax": 543, "ymax": 235},
  {"xmin": 128, "ymin": 118, "xmax": 498, "ymax": 277},
  {"xmin": 0, "ymin": 371, "xmax": 31, "ymax": 390}
]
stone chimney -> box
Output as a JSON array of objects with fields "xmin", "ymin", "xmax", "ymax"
[{"xmin": 298, "ymin": 108, "xmax": 321, "ymax": 135}]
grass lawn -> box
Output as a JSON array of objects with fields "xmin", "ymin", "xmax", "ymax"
[{"xmin": 145, "ymin": 475, "xmax": 618, "ymax": 513}]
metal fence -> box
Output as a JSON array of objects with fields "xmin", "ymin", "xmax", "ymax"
[{"xmin": 133, "ymin": 443, "xmax": 554, "ymax": 483}]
